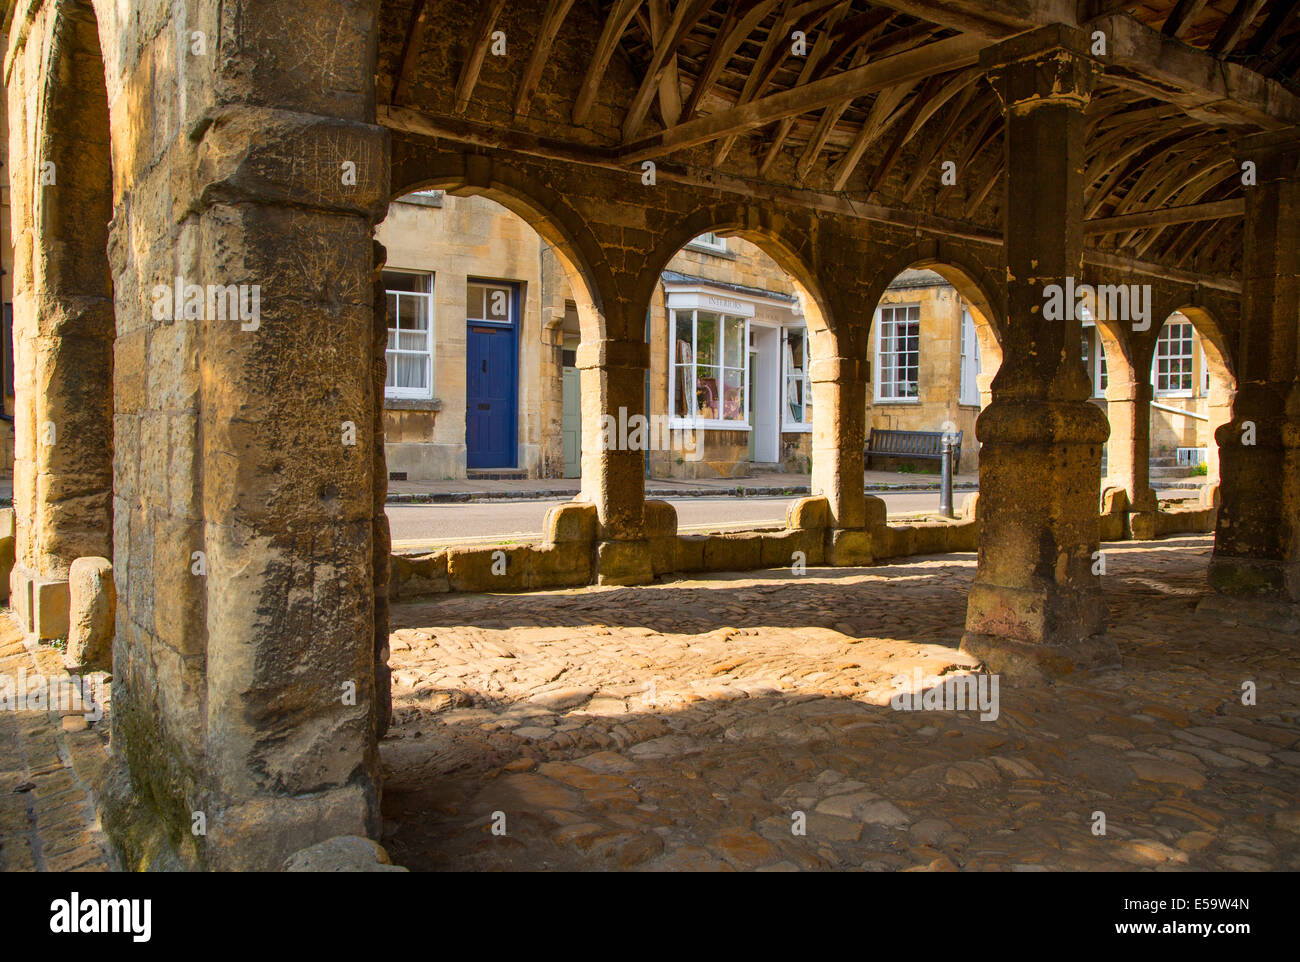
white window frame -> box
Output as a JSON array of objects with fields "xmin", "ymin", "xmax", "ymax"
[
  {"xmin": 688, "ymin": 232, "xmax": 728, "ymax": 253},
  {"xmin": 668, "ymin": 307, "xmax": 750, "ymax": 429},
  {"xmin": 384, "ymin": 270, "xmax": 435, "ymax": 401},
  {"xmin": 781, "ymin": 325, "xmax": 812, "ymax": 431},
  {"xmin": 874, "ymin": 304, "xmax": 921, "ymax": 403},
  {"xmin": 959, "ymin": 307, "xmax": 981, "ymax": 407},
  {"xmin": 1201, "ymin": 346, "xmax": 1210, "ymax": 395},
  {"xmin": 1152, "ymin": 320, "xmax": 1195, "ymax": 397}
]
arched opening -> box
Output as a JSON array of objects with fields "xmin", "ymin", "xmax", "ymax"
[
  {"xmin": 1148, "ymin": 308, "xmax": 1235, "ymax": 490},
  {"xmin": 866, "ymin": 264, "xmax": 1003, "ymax": 485},
  {"xmin": 374, "ymin": 182, "xmax": 606, "ymax": 552},
  {"xmin": 12, "ymin": 0, "xmax": 115, "ymax": 641},
  {"xmin": 642, "ymin": 227, "xmax": 835, "ymax": 534}
]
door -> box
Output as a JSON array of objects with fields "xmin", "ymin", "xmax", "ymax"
[
  {"xmin": 465, "ymin": 281, "xmax": 518, "ymax": 469},
  {"xmin": 747, "ymin": 347, "xmax": 758, "ymax": 461},
  {"xmin": 562, "ymin": 364, "xmax": 581, "ymax": 477}
]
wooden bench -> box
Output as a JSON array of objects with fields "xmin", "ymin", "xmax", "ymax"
[{"xmin": 865, "ymin": 428, "xmax": 961, "ymax": 469}]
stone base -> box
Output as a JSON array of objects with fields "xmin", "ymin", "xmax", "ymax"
[
  {"xmin": 1207, "ymin": 554, "xmax": 1299, "ymax": 602},
  {"xmin": 961, "ymin": 630, "xmax": 1121, "ymax": 684},
  {"xmin": 825, "ymin": 528, "xmax": 873, "ymax": 566},
  {"xmin": 596, "ymin": 539, "xmax": 653, "ymax": 586},
  {"xmin": 9, "ymin": 566, "xmax": 71, "ymax": 640},
  {"xmin": 1196, "ymin": 592, "xmax": 1300, "ymax": 633}
]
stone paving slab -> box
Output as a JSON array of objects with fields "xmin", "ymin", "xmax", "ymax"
[
  {"xmin": 379, "ymin": 535, "xmax": 1299, "ymax": 872},
  {"xmin": 0, "ymin": 616, "xmax": 116, "ymax": 872}
]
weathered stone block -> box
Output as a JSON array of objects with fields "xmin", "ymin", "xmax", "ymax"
[
  {"xmin": 448, "ymin": 545, "xmax": 528, "ymax": 592},
  {"xmin": 645, "ymin": 499, "xmax": 678, "ymax": 576},
  {"xmin": 542, "ymin": 502, "xmax": 598, "ymax": 544},
  {"xmin": 675, "ymin": 535, "xmax": 706, "ymax": 572},
  {"xmin": 703, "ymin": 533, "xmax": 762, "ymax": 572},
  {"xmin": 283, "ymin": 835, "xmax": 407, "ymax": 872},
  {"xmin": 66, "ymin": 557, "xmax": 115, "ymax": 671},
  {"xmin": 826, "ymin": 529, "xmax": 873, "ymax": 567},
  {"xmin": 596, "ymin": 539, "xmax": 653, "ymax": 586},
  {"xmin": 391, "ymin": 551, "xmax": 449, "ymax": 599},
  {"xmin": 33, "ymin": 577, "xmax": 70, "ymax": 640},
  {"xmin": 786, "ymin": 496, "xmax": 829, "ymax": 530},
  {"xmin": 527, "ymin": 543, "xmax": 591, "ymax": 589}
]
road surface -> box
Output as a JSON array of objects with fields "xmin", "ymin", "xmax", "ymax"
[{"xmin": 386, "ymin": 491, "xmax": 969, "ymax": 546}]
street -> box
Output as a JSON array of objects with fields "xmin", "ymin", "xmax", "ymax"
[{"xmin": 386, "ymin": 491, "xmax": 970, "ymax": 546}]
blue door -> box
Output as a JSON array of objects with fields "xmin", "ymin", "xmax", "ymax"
[{"xmin": 466, "ymin": 281, "xmax": 518, "ymax": 469}]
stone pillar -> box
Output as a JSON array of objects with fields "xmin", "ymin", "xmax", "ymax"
[
  {"xmin": 88, "ymin": 0, "xmax": 392, "ymax": 871},
  {"xmin": 810, "ymin": 355, "xmax": 871, "ymax": 563},
  {"xmin": 7, "ymin": 0, "xmax": 115, "ymax": 639},
  {"xmin": 579, "ymin": 337, "xmax": 653, "ymax": 585},
  {"xmin": 961, "ymin": 27, "xmax": 1117, "ymax": 680},
  {"xmin": 1104, "ymin": 375, "xmax": 1158, "ymax": 538},
  {"xmin": 1205, "ymin": 128, "xmax": 1300, "ymax": 617},
  {"xmin": 371, "ymin": 241, "xmax": 393, "ymax": 740}
]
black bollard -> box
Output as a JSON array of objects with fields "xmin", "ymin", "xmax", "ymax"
[{"xmin": 940, "ymin": 436, "xmax": 955, "ymax": 518}]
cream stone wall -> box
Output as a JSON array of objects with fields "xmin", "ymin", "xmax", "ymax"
[
  {"xmin": 374, "ymin": 192, "xmax": 549, "ymax": 479},
  {"xmin": 647, "ymin": 237, "xmax": 812, "ymax": 479},
  {"xmin": 868, "ymin": 272, "xmax": 1000, "ymax": 475}
]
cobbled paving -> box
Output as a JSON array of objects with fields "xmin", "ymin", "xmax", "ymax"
[
  {"xmin": 0, "ymin": 620, "xmax": 115, "ymax": 872},
  {"xmin": 381, "ymin": 536, "xmax": 1300, "ymax": 871}
]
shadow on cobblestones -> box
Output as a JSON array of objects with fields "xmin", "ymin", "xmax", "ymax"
[{"xmin": 380, "ymin": 536, "xmax": 1299, "ymax": 871}]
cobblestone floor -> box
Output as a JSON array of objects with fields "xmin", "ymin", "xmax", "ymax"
[
  {"xmin": 381, "ymin": 535, "xmax": 1300, "ymax": 871},
  {"xmin": 0, "ymin": 619, "xmax": 116, "ymax": 872}
]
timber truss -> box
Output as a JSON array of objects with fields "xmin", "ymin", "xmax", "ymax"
[{"xmin": 377, "ymin": 0, "xmax": 1300, "ymax": 286}]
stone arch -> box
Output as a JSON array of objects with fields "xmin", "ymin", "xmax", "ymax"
[
  {"xmin": 389, "ymin": 156, "xmax": 611, "ymax": 347},
  {"xmin": 864, "ymin": 240, "xmax": 1006, "ymax": 347},
  {"xmin": 1150, "ymin": 304, "xmax": 1237, "ymax": 485},
  {"xmin": 644, "ymin": 206, "xmax": 839, "ymax": 358},
  {"xmin": 10, "ymin": 0, "xmax": 116, "ymax": 638}
]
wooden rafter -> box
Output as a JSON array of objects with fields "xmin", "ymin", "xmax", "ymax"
[
  {"xmin": 392, "ymin": 0, "xmax": 430, "ymax": 105},
  {"xmin": 1084, "ymin": 197, "xmax": 1244, "ymax": 234},
  {"xmin": 901, "ymin": 81, "xmax": 979, "ymax": 200},
  {"xmin": 515, "ymin": 0, "xmax": 577, "ymax": 118},
  {"xmin": 760, "ymin": 10, "xmax": 853, "ymax": 178},
  {"xmin": 572, "ymin": 0, "xmax": 642, "ymax": 125},
  {"xmin": 828, "ymin": 80, "xmax": 916, "ymax": 190},
  {"xmin": 621, "ymin": 33, "xmax": 988, "ymax": 164},
  {"xmin": 1160, "ymin": 0, "xmax": 1211, "ymax": 38},
  {"xmin": 621, "ymin": 0, "xmax": 715, "ymax": 141},
  {"xmin": 1209, "ymin": 0, "xmax": 1269, "ymax": 55},
  {"xmin": 455, "ymin": 0, "xmax": 508, "ymax": 114},
  {"xmin": 682, "ymin": 1, "xmax": 780, "ymax": 120}
]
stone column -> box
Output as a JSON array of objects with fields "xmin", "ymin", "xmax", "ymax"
[
  {"xmin": 961, "ymin": 27, "xmax": 1117, "ymax": 680},
  {"xmin": 7, "ymin": 1, "xmax": 115, "ymax": 639},
  {"xmin": 1104, "ymin": 375, "xmax": 1158, "ymax": 538},
  {"xmin": 579, "ymin": 337, "xmax": 653, "ymax": 584},
  {"xmin": 85, "ymin": 0, "xmax": 392, "ymax": 871},
  {"xmin": 1204, "ymin": 128, "xmax": 1300, "ymax": 618},
  {"xmin": 810, "ymin": 355, "xmax": 871, "ymax": 563}
]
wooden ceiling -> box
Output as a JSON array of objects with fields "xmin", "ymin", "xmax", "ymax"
[{"xmin": 382, "ymin": 1, "xmax": 1300, "ymax": 279}]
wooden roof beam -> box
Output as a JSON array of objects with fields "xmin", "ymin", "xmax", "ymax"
[
  {"xmin": 1085, "ymin": 197, "xmax": 1244, "ymax": 234},
  {"xmin": 455, "ymin": 0, "xmax": 508, "ymax": 114},
  {"xmin": 621, "ymin": 32, "xmax": 988, "ymax": 163},
  {"xmin": 572, "ymin": 0, "xmax": 641, "ymax": 124},
  {"xmin": 515, "ymin": 0, "xmax": 577, "ymax": 118}
]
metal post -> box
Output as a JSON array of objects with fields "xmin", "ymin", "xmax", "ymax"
[{"xmin": 940, "ymin": 436, "xmax": 955, "ymax": 518}]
